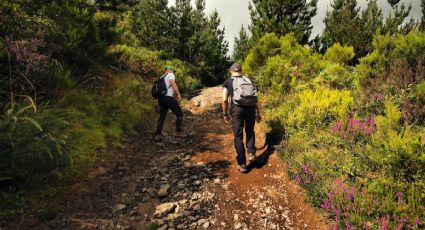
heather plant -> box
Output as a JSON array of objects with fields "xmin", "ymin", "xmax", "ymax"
[
  {"xmin": 355, "ymin": 31, "xmax": 425, "ymax": 124},
  {"xmin": 250, "ymin": 30, "xmax": 425, "ymax": 229}
]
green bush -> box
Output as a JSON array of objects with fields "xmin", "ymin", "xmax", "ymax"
[
  {"xmin": 0, "ymin": 101, "xmax": 71, "ymax": 189},
  {"xmin": 324, "ymin": 43, "xmax": 355, "ymax": 65},
  {"xmin": 165, "ymin": 59, "xmax": 201, "ymax": 93},
  {"xmin": 108, "ymin": 44, "xmax": 162, "ymax": 78},
  {"xmin": 314, "ymin": 64, "xmax": 354, "ymax": 89},
  {"xmin": 272, "ymin": 87, "xmax": 353, "ymax": 132}
]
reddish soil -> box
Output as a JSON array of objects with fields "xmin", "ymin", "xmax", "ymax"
[{"xmin": 4, "ymin": 87, "xmax": 328, "ymax": 230}]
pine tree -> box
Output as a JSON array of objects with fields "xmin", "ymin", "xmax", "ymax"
[
  {"xmin": 321, "ymin": 0, "xmax": 361, "ymax": 54},
  {"xmin": 232, "ymin": 25, "xmax": 251, "ymax": 63},
  {"xmin": 421, "ymin": 0, "xmax": 425, "ymax": 31},
  {"xmin": 170, "ymin": 0, "xmax": 229, "ymax": 85},
  {"xmin": 383, "ymin": 2, "xmax": 414, "ymax": 35},
  {"xmin": 358, "ymin": 0, "xmax": 383, "ymax": 57},
  {"xmin": 248, "ymin": 0, "xmax": 318, "ymax": 44},
  {"xmin": 132, "ymin": 0, "xmax": 172, "ymax": 51},
  {"xmin": 321, "ymin": 0, "xmax": 413, "ymax": 61}
]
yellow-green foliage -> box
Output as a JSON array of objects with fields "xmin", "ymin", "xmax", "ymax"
[
  {"xmin": 250, "ymin": 32, "xmax": 425, "ymax": 229},
  {"xmin": 108, "ymin": 45, "xmax": 162, "ymax": 77},
  {"xmin": 273, "ymin": 88, "xmax": 353, "ymax": 131},
  {"xmin": 314, "ymin": 64, "xmax": 354, "ymax": 89},
  {"xmin": 324, "ymin": 43, "xmax": 355, "ymax": 65},
  {"xmin": 369, "ymin": 101, "xmax": 425, "ymax": 179},
  {"xmin": 115, "ymin": 11, "xmax": 140, "ymax": 47},
  {"xmin": 243, "ymin": 33, "xmax": 281, "ymax": 76},
  {"xmin": 250, "ymin": 33, "xmax": 326, "ymax": 94},
  {"xmin": 355, "ymin": 31, "xmax": 425, "ymax": 84}
]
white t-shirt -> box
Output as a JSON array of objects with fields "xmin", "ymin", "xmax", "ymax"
[{"xmin": 164, "ymin": 73, "xmax": 175, "ymax": 97}]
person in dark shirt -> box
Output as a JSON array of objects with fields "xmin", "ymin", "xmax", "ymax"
[{"xmin": 222, "ymin": 63, "xmax": 262, "ymax": 173}]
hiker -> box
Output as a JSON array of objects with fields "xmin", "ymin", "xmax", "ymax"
[
  {"xmin": 222, "ymin": 63, "xmax": 262, "ymax": 173},
  {"xmin": 154, "ymin": 66, "xmax": 183, "ymax": 142}
]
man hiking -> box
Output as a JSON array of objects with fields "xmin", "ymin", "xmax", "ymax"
[
  {"xmin": 154, "ymin": 66, "xmax": 183, "ymax": 142},
  {"xmin": 222, "ymin": 63, "xmax": 262, "ymax": 173}
]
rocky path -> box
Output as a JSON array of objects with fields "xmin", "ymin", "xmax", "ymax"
[{"xmin": 9, "ymin": 87, "xmax": 328, "ymax": 230}]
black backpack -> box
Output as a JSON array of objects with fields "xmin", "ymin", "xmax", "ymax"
[{"xmin": 151, "ymin": 74, "xmax": 169, "ymax": 99}]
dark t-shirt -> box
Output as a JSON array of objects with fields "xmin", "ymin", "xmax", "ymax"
[{"xmin": 222, "ymin": 77, "xmax": 235, "ymax": 98}]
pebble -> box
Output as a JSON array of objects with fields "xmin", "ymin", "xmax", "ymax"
[
  {"xmin": 197, "ymin": 219, "xmax": 207, "ymax": 225},
  {"xmin": 213, "ymin": 178, "xmax": 221, "ymax": 184},
  {"xmin": 203, "ymin": 222, "xmax": 210, "ymax": 229},
  {"xmin": 157, "ymin": 224, "xmax": 168, "ymax": 230},
  {"xmin": 114, "ymin": 204, "xmax": 126, "ymax": 212},
  {"xmin": 158, "ymin": 185, "xmax": 170, "ymax": 198},
  {"xmin": 234, "ymin": 214, "xmax": 239, "ymax": 221},
  {"xmin": 192, "ymin": 204, "xmax": 201, "ymax": 211},
  {"xmin": 234, "ymin": 223, "xmax": 242, "ymax": 229},
  {"xmin": 154, "ymin": 203, "xmax": 176, "ymax": 217}
]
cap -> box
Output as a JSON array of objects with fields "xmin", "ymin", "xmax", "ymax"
[
  {"xmin": 229, "ymin": 63, "xmax": 242, "ymax": 72},
  {"xmin": 165, "ymin": 65, "xmax": 175, "ymax": 71}
]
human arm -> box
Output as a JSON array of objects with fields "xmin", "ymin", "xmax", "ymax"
[
  {"xmin": 255, "ymin": 102, "xmax": 262, "ymax": 123},
  {"xmin": 169, "ymin": 79, "xmax": 181, "ymax": 101},
  {"xmin": 222, "ymin": 88, "xmax": 230, "ymax": 123}
]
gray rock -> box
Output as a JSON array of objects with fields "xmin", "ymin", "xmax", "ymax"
[
  {"xmin": 183, "ymin": 211, "xmax": 191, "ymax": 216},
  {"xmin": 192, "ymin": 204, "xmax": 201, "ymax": 211},
  {"xmin": 157, "ymin": 224, "xmax": 168, "ymax": 230},
  {"xmin": 197, "ymin": 219, "xmax": 207, "ymax": 225},
  {"xmin": 147, "ymin": 188, "xmax": 157, "ymax": 197},
  {"xmin": 202, "ymin": 222, "xmax": 210, "ymax": 229},
  {"xmin": 114, "ymin": 204, "xmax": 126, "ymax": 212},
  {"xmin": 188, "ymin": 216, "xmax": 198, "ymax": 221},
  {"xmin": 158, "ymin": 184, "xmax": 170, "ymax": 198},
  {"xmin": 234, "ymin": 223, "xmax": 242, "ymax": 229},
  {"xmin": 176, "ymin": 224, "xmax": 186, "ymax": 229},
  {"xmin": 154, "ymin": 203, "xmax": 176, "ymax": 218},
  {"xmin": 182, "ymin": 155, "xmax": 191, "ymax": 161}
]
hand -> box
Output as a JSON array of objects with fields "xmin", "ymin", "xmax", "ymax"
[
  {"xmin": 256, "ymin": 114, "xmax": 262, "ymax": 123},
  {"xmin": 224, "ymin": 114, "xmax": 230, "ymax": 123},
  {"xmin": 176, "ymin": 94, "xmax": 182, "ymax": 101}
]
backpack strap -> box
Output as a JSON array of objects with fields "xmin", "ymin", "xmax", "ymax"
[{"xmin": 161, "ymin": 73, "xmax": 171, "ymax": 90}]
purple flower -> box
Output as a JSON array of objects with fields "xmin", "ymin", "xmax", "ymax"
[
  {"xmin": 294, "ymin": 175, "xmax": 301, "ymax": 184},
  {"xmin": 415, "ymin": 217, "xmax": 420, "ymax": 226},
  {"xmin": 334, "ymin": 208, "xmax": 341, "ymax": 216},
  {"xmin": 396, "ymin": 192, "xmax": 404, "ymax": 202},
  {"xmin": 346, "ymin": 187, "xmax": 356, "ymax": 201},
  {"xmin": 373, "ymin": 93, "xmax": 383, "ymax": 102},
  {"xmin": 380, "ymin": 217, "xmax": 388, "ymax": 230}
]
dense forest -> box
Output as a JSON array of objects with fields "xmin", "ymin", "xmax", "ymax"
[{"xmin": 1, "ymin": 0, "xmax": 425, "ymax": 229}]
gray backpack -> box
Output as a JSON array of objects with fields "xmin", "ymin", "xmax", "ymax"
[{"xmin": 232, "ymin": 76, "xmax": 258, "ymax": 106}]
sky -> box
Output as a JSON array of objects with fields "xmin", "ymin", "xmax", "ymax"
[{"xmin": 169, "ymin": 0, "xmax": 423, "ymax": 55}]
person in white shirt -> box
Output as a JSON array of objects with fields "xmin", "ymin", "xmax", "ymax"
[{"xmin": 154, "ymin": 66, "xmax": 183, "ymax": 142}]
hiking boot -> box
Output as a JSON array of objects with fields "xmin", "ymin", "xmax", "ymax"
[
  {"xmin": 154, "ymin": 134, "xmax": 162, "ymax": 142},
  {"xmin": 174, "ymin": 132, "xmax": 186, "ymax": 138},
  {"xmin": 248, "ymin": 152, "xmax": 256, "ymax": 161},
  {"xmin": 237, "ymin": 164, "xmax": 248, "ymax": 173}
]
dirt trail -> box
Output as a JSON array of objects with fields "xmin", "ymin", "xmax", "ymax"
[{"xmin": 7, "ymin": 87, "xmax": 328, "ymax": 230}]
